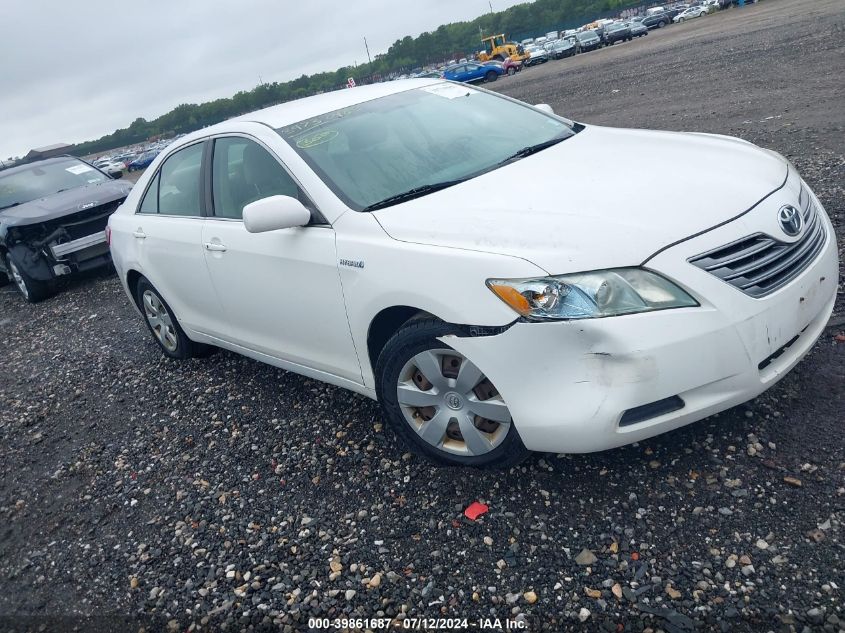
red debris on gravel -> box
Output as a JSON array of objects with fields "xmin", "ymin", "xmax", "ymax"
[{"xmin": 464, "ymin": 501, "xmax": 489, "ymax": 521}]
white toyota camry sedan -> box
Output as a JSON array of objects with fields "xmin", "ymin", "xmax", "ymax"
[{"xmin": 108, "ymin": 79, "xmax": 838, "ymax": 467}]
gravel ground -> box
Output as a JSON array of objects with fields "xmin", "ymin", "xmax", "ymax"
[{"xmin": 1, "ymin": 0, "xmax": 844, "ymax": 631}]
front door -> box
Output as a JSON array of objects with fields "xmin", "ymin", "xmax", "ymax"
[{"xmin": 201, "ymin": 136, "xmax": 362, "ymax": 382}]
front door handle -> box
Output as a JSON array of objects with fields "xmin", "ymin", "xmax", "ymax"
[
  {"xmin": 133, "ymin": 229, "xmax": 146, "ymax": 239},
  {"xmin": 204, "ymin": 242, "xmax": 227, "ymax": 252}
]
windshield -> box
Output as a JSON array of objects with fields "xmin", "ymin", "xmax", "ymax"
[
  {"xmin": 0, "ymin": 158, "xmax": 109, "ymax": 210},
  {"xmin": 577, "ymin": 32, "xmax": 596, "ymax": 41},
  {"xmin": 277, "ymin": 84, "xmax": 576, "ymax": 211}
]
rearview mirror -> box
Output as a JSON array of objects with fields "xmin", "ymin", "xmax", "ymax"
[
  {"xmin": 534, "ymin": 103, "xmax": 555, "ymax": 115},
  {"xmin": 243, "ymin": 195, "xmax": 311, "ymax": 233}
]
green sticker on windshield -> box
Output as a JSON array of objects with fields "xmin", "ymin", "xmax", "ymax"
[{"xmin": 296, "ymin": 129, "xmax": 338, "ymax": 149}]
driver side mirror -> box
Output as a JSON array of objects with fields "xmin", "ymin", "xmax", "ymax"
[
  {"xmin": 243, "ymin": 195, "xmax": 311, "ymax": 233},
  {"xmin": 107, "ymin": 168, "xmax": 123, "ymax": 179}
]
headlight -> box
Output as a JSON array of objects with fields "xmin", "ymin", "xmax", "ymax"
[{"xmin": 486, "ymin": 268, "xmax": 698, "ymax": 321}]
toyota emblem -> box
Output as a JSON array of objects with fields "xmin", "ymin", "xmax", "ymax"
[{"xmin": 778, "ymin": 205, "xmax": 802, "ymax": 237}]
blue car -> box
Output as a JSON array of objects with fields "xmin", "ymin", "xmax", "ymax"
[
  {"xmin": 443, "ymin": 62, "xmax": 504, "ymax": 83},
  {"xmin": 128, "ymin": 150, "xmax": 160, "ymax": 172}
]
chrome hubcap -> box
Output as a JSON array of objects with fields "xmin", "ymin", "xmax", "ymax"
[
  {"xmin": 142, "ymin": 290, "xmax": 178, "ymax": 352},
  {"xmin": 396, "ymin": 349, "xmax": 511, "ymax": 457},
  {"xmin": 7, "ymin": 259, "xmax": 28, "ymax": 299}
]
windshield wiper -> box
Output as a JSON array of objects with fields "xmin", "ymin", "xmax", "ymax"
[
  {"xmin": 0, "ymin": 202, "xmax": 22, "ymax": 211},
  {"xmin": 497, "ymin": 135, "xmax": 569, "ymax": 166},
  {"xmin": 362, "ymin": 179, "xmax": 467, "ymax": 211}
]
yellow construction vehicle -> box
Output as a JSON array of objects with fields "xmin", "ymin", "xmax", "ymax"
[{"xmin": 476, "ymin": 34, "xmax": 530, "ymax": 63}]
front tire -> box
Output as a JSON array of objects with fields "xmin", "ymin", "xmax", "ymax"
[
  {"xmin": 507, "ymin": 66, "xmax": 516, "ymax": 76},
  {"xmin": 135, "ymin": 277, "xmax": 212, "ymax": 359},
  {"xmin": 4, "ymin": 252, "xmax": 52, "ymax": 303},
  {"xmin": 376, "ymin": 319, "xmax": 529, "ymax": 468},
  {"xmin": 485, "ymin": 70, "xmax": 498, "ymax": 82}
]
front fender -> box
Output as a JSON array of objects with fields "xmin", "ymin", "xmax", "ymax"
[{"xmin": 334, "ymin": 212, "xmax": 546, "ymax": 388}]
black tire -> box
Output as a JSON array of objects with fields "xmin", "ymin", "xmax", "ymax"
[
  {"xmin": 485, "ymin": 70, "xmax": 498, "ymax": 82},
  {"xmin": 4, "ymin": 252, "xmax": 53, "ymax": 303},
  {"xmin": 376, "ymin": 318, "xmax": 530, "ymax": 468},
  {"xmin": 659, "ymin": 20, "xmax": 666, "ymax": 27},
  {"xmin": 134, "ymin": 277, "xmax": 214, "ymax": 360},
  {"xmin": 507, "ymin": 66, "xmax": 516, "ymax": 76}
]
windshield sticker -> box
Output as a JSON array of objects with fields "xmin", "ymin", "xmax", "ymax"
[
  {"xmin": 421, "ymin": 84, "xmax": 472, "ymax": 99},
  {"xmin": 66, "ymin": 164, "xmax": 94, "ymax": 175},
  {"xmin": 296, "ymin": 129, "xmax": 339, "ymax": 149},
  {"xmin": 280, "ymin": 106, "xmax": 356, "ymax": 139}
]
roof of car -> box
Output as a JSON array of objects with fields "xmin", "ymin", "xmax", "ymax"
[{"xmin": 231, "ymin": 79, "xmax": 442, "ymax": 130}]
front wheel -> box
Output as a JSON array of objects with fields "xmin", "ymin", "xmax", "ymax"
[
  {"xmin": 4, "ymin": 252, "xmax": 52, "ymax": 303},
  {"xmin": 376, "ymin": 319, "xmax": 529, "ymax": 468},
  {"xmin": 507, "ymin": 66, "xmax": 516, "ymax": 76},
  {"xmin": 659, "ymin": 20, "xmax": 666, "ymax": 27},
  {"xmin": 485, "ymin": 70, "xmax": 498, "ymax": 82}
]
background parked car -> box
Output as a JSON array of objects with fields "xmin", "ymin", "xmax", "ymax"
[
  {"xmin": 674, "ymin": 6, "xmax": 708, "ymax": 21},
  {"xmin": 662, "ymin": 6, "xmax": 687, "ymax": 21},
  {"xmin": 628, "ymin": 21, "xmax": 649, "ymax": 37},
  {"xmin": 544, "ymin": 39, "xmax": 576, "ymax": 59},
  {"xmin": 443, "ymin": 62, "xmax": 503, "ymax": 83},
  {"xmin": 482, "ymin": 56, "xmax": 522, "ymax": 75},
  {"xmin": 601, "ymin": 22, "xmax": 633, "ymax": 45},
  {"xmin": 0, "ymin": 156, "xmax": 132, "ymax": 302},
  {"xmin": 93, "ymin": 158, "xmax": 126, "ymax": 176},
  {"xmin": 575, "ymin": 30, "xmax": 602, "ymax": 52},
  {"xmin": 640, "ymin": 12, "xmax": 672, "ymax": 28},
  {"xmin": 523, "ymin": 45, "xmax": 549, "ymax": 66},
  {"xmin": 127, "ymin": 150, "xmax": 160, "ymax": 172}
]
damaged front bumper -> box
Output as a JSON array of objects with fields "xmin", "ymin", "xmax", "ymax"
[{"xmin": 2, "ymin": 203, "xmax": 119, "ymax": 281}]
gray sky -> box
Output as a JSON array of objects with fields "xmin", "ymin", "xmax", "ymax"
[{"xmin": 0, "ymin": 0, "xmax": 528, "ymax": 159}]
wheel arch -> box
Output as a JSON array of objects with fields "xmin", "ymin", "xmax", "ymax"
[
  {"xmin": 366, "ymin": 305, "xmax": 434, "ymax": 375},
  {"xmin": 126, "ymin": 268, "xmax": 144, "ymax": 307}
]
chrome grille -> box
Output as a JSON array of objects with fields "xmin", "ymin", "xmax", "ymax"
[{"xmin": 689, "ymin": 187, "xmax": 827, "ymax": 298}]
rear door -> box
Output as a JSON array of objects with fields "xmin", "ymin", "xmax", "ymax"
[
  {"xmin": 200, "ymin": 135, "xmax": 362, "ymax": 382},
  {"xmin": 132, "ymin": 140, "xmax": 226, "ymax": 337}
]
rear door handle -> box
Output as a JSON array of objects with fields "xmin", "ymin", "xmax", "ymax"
[
  {"xmin": 133, "ymin": 229, "xmax": 146, "ymax": 239},
  {"xmin": 204, "ymin": 242, "xmax": 227, "ymax": 252}
]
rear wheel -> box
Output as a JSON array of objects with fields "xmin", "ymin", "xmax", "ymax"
[
  {"xmin": 4, "ymin": 252, "xmax": 52, "ymax": 303},
  {"xmin": 507, "ymin": 66, "xmax": 516, "ymax": 76},
  {"xmin": 377, "ymin": 319, "xmax": 529, "ymax": 468},
  {"xmin": 485, "ymin": 70, "xmax": 498, "ymax": 82},
  {"xmin": 659, "ymin": 20, "xmax": 667, "ymax": 27},
  {"xmin": 135, "ymin": 277, "xmax": 214, "ymax": 359}
]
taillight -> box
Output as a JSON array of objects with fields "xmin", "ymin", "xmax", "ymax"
[{"xmin": 105, "ymin": 225, "xmax": 112, "ymax": 246}]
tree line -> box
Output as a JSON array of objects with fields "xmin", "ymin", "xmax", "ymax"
[{"xmin": 74, "ymin": 0, "xmax": 644, "ymax": 157}]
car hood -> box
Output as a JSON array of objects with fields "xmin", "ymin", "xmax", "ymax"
[
  {"xmin": 0, "ymin": 179, "xmax": 133, "ymax": 227},
  {"xmin": 373, "ymin": 125, "xmax": 787, "ymax": 274}
]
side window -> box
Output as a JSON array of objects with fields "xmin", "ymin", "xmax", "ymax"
[
  {"xmin": 157, "ymin": 143, "xmax": 204, "ymax": 216},
  {"xmin": 138, "ymin": 172, "xmax": 160, "ymax": 214},
  {"xmin": 211, "ymin": 137, "xmax": 304, "ymax": 220}
]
